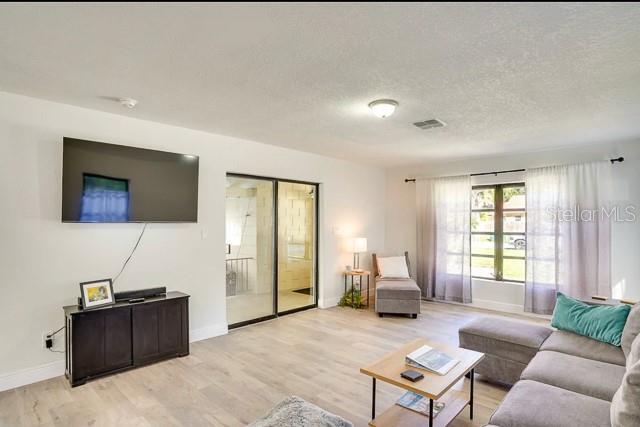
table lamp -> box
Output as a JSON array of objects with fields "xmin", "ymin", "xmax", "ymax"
[{"xmin": 351, "ymin": 237, "xmax": 367, "ymax": 272}]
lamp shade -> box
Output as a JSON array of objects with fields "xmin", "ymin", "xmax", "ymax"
[
  {"xmin": 343, "ymin": 237, "xmax": 368, "ymax": 253},
  {"xmin": 352, "ymin": 237, "xmax": 367, "ymax": 253}
]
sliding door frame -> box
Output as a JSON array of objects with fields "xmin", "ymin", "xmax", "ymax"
[
  {"xmin": 226, "ymin": 173, "xmax": 319, "ymax": 329},
  {"xmin": 226, "ymin": 173, "xmax": 278, "ymax": 329},
  {"xmin": 275, "ymin": 177, "xmax": 320, "ymax": 316}
]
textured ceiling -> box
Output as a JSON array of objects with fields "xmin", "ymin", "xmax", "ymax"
[{"xmin": 1, "ymin": 3, "xmax": 640, "ymax": 167}]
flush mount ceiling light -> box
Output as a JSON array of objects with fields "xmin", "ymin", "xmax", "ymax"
[{"xmin": 368, "ymin": 99, "xmax": 398, "ymax": 118}]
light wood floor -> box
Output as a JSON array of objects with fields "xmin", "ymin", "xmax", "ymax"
[
  {"xmin": 227, "ymin": 290, "xmax": 315, "ymax": 324},
  {"xmin": 0, "ymin": 302, "xmax": 549, "ymax": 427}
]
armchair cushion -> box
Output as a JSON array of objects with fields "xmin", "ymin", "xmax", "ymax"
[{"xmin": 376, "ymin": 256, "xmax": 410, "ymax": 279}]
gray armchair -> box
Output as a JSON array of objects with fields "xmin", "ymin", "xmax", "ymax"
[{"xmin": 372, "ymin": 251, "xmax": 421, "ymax": 318}]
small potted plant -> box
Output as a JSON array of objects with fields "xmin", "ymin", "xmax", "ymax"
[{"xmin": 339, "ymin": 288, "xmax": 363, "ymax": 309}]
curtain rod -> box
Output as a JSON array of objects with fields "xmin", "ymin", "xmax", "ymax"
[{"xmin": 404, "ymin": 157, "xmax": 624, "ymax": 183}]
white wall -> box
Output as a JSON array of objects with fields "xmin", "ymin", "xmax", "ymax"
[
  {"xmin": 0, "ymin": 92, "xmax": 386, "ymax": 390},
  {"xmin": 386, "ymin": 141, "xmax": 640, "ymax": 312}
]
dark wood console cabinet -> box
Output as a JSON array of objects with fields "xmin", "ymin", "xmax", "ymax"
[{"xmin": 64, "ymin": 291, "xmax": 189, "ymax": 387}]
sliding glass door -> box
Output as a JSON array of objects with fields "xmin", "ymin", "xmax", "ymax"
[
  {"xmin": 277, "ymin": 181, "xmax": 317, "ymax": 313},
  {"xmin": 225, "ymin": 176, "xmax": 276, "ymax": 326},
  {"xmin": 225, "ymin": 174, "xmax": 318, "ymax": 328}
]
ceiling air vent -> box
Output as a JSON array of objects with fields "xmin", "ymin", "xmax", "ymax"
[{"xmin": 413, "ymin": 119, "xmax": 446, "ymax": 130}]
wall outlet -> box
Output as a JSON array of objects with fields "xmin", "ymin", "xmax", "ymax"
[{"xmin": 42, "ymin": 332, "xmax": 53, "ymax": 349}]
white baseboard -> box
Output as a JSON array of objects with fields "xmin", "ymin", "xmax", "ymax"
[
  {"xmin": 0, "ymin": 323, "xmax": 229, "ymax": 393},
  {"xmin": 0, "ymin": 360, "xmax": 65, "ymax": 393},
  {"xmin": 468, "ymin": 298, "xmax": 525, "ymax": 314},
  {"xmin": 190, "ymin": 322, "xmax": 228, "ymax": 343},
  {"xmin": 319, "ymin": 296, "xmax": 341, "ymax": 309},
  {"xmin": 446, "ymin": 298, "xmax": 550, "ymax": 320}
]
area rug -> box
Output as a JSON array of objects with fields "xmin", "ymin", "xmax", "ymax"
[{"xmin": 247, "ymin": 396, "xmax": 353, "ymax": 427}]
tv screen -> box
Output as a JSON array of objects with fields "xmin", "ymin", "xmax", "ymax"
[{"xmin": 62, "ymin": 138, "xmax": 199, "ymax": 222}]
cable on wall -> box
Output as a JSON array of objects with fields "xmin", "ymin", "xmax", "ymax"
[
  {"xmin": 49, "ymin": 325, "xmax": 65, "ymax": 337},
  {"xmin": 113, "ymin": 223, "xmax": 148, "ymax": 285},
  {"xmin": 45, "ymin": 325, "xmax": 66, "ymax": 353}
]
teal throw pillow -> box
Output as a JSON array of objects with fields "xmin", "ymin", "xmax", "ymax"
[{"xmin": 551, "ymin": 292, "xmax": 631, "ymax": 346}]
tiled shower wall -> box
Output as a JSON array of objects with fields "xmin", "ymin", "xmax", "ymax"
[
  {"xmin": 255, "ymin": 182, "xmax": 274, "ymax": 294},
  {"xmin": 226, "ymin": 181, "xmax": 314, "ymax": 295},
  {"xmin": 277, "ymin": 182, "xmax": 314, "ymax": 292}
]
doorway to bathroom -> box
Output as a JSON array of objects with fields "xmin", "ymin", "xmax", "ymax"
[{"xmin": 225, "ymin": 173, "xmax": 319, "ymax": 328}]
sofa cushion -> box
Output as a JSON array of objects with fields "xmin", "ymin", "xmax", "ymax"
[
  {"xmin": 551, "ymin": 292, "xmax": 631, "ymax": 346},
  {"xmin": 540, "ymin": 330, "xmax": 626, "ymax": 366},
  {"xmin": 375, "ymin": 279, "xmax": 420, "ymax": 300},
  {"xmin": 521, "ymin": 350, "xmax": 625, "ymax": 401},
  {"xmin": 458, "ymin": 318, "xmax": 552, "ymax": 365},
  {"xmin": 489, "ymin": 380, "xmax": 611, "ymax": 427},
  {"xmin": 610, "ymin": 356, "xmax": 640, "ymax": 427},
  {"xmin": 470, "ymin": 353, "xmax": 526, "ymax": 386},
  {"xmin": 621, "ymin": 303, "xmax": 640, "ymax": 359}
]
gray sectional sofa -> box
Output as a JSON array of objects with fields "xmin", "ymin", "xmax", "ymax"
[{"xmin": 459, "ymin": 303, "xmax": 640, "ymax": 427}]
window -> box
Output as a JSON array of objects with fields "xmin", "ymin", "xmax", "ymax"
[
  {"xmin": 471, "ymin": 183, "xmax": 525, "ymax": 282},
  {"xmin": 80, "ymin": 174, "xmax": 129, "ymax": 222}
]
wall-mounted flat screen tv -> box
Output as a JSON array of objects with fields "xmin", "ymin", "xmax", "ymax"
[{"xmin": 62, "ymin": 138, "xmax": 199, "ymax": 222}]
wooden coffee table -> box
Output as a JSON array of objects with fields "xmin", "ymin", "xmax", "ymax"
[{"xmin": 360, "ymin": 338, "xmax": 484, "ymax": 427}]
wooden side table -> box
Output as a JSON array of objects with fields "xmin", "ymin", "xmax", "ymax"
[{"xmin": 344, "ymin": 270, "xmax": 371, "ymax": 308}]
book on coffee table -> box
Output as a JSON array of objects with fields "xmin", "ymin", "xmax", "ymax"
[
  {"xmin": 396, "ymin": 391, "xmax": 445, "ymax": 418},
  {"xmin": 406, "ymin": 345, "xmax": 459, "ymax": 375},
  {"xmin": 360, "ymin": 338, "xmax": 485, "ymax": 427}
]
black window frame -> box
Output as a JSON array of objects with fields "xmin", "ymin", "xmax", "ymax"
[{"xmin": 471, "ymin": 183, "xmax": 526, "ymax": 283}]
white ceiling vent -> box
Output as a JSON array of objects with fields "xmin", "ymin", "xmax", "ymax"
[{"xmin": 413, "ymin": 119, "xmax": 446, "ymax": 130}]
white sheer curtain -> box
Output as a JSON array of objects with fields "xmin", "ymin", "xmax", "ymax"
[
  {"xmin": 525, "ymin": 161, "xmax": 612, "ymax": 314},
  {"xmin": 80, "ymin": 188, "xmax": 129, "ymax": 222},
  {"xmin": 416, "ymin": 175, "xmax": 472, "ymax": 303}
]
